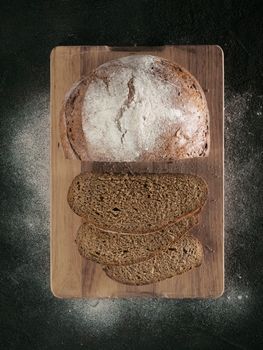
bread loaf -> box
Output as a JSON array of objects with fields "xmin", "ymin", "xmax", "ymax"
[
  {"xmin": 104, "ymin": 234, "xmax": 203, "ymax": 285},
  {"xmin": 76, "ymin": 214, "xmax": 198, "ymax": 266},
  {"xmin": 61, "ymin": 55, "xmax": 209, "ymax": 161},
  {"xmin": 68, "ymin": 172, "xmax": 208, "ymax": 233}
]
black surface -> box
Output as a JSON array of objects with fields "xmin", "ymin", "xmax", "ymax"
[{"xmin": 1, "ymin": 1, "xmax": 263, "ymax": 349}]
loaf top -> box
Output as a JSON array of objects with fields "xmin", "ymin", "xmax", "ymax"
[
  {"xmin": 67, "ymin": 172, "xmax": 208, "ymax": 233},
  {"xmin": 62, "ymin": 55, "xmax": 209, "ymax": 161}
]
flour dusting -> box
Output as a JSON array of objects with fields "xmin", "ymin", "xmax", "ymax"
[
  {"xmin": 6, "ymin": 90, "xmax": 50, "ymax": 293},
  {"xmin": 10, "ymin": 91, "xmax": 49, "ymax": 208},
  {"xmin": 82, "ymin": 55, "xmax": 208, "ymax": 161},
  {"xmin": 65, "ymin": 299, "xmax": 122, "ymax": 332}
]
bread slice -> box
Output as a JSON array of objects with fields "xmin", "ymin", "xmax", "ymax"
[
  {"xmin": 67, "ymin": 172, "xmax": 208, "ymax": 234},
  {"xmin": 76, "ymin": 214, "xmax": 198, "ymax": 266},
  {"xmin": 104, "ymin": 234, "xmax": 203, "ymax": 285}
]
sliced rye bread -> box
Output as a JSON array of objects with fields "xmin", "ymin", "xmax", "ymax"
[
  {"xmin": 76, "ymin": 214, "xmax": 198, "ymax": 266},
  {"xmin": 67, "ymin": 172, "xmax": 208, "ymax": 234},
  {"xmin": 104, "ymin": 234, "xmax": 203, "ymax": 285}
]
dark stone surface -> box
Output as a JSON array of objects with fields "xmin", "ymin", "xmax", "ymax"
[{"xmin": 1, "ymin": 1, "xmax": 263, "ymax": 349}]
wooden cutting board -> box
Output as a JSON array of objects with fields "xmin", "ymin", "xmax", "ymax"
[{"xmin": 50, "ymin": 45, "xmax": 224, "ymax": 298}]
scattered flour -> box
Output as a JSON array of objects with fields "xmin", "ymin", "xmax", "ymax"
[
  {"xmin": 224, "ymin": 90, "xmax": 262, "ymax": 234},
  {"xmin": 8, "ymin": 89, "xmax": 50, "ymax": 288},
  {"xmin": 65, "ymin": 299, "xmax": 122, "ymax": 332},
  {"xmin": 10, "ymin": 90, "xmax": 49, "ymax": 208}
]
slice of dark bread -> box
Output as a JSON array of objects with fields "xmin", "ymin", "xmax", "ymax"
[
  {"xmin": 68, "ymin": 173, "xmax": 208, "ymax": 234},
  {"xmin": 59, "ymin": 101, "xmax": 78, "ymax": 159},
  {"xmin": 76, "ymin": 214, "xmax": 198, "ymax": 266},
  {"xmin": 104, "ymin": 234, "xmax": 203, "ymax": 285}
]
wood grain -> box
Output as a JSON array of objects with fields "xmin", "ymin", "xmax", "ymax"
[{"xmin": 50, "ymin": 45, "xmax": 224, "ymax": 298}]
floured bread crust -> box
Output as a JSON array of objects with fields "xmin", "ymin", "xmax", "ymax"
[{"xmin": 60, "ymin": 55, "xmax": 209, "ymax": 161}]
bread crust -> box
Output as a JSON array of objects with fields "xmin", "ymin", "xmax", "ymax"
[
  {"xmin": 59, "ymin": 101, "xmax": 78, "ymax": 159},
  {"xmin": 75, "ymin": 214, "xmax": 199, "ymax": 266}
]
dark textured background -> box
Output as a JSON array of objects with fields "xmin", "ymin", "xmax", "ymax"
[{"xmin": 1, "ymin": 1, "xmax": 263, "ymax": 349}]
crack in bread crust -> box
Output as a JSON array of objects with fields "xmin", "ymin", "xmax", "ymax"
[{"xmin": 115, "ymin": 75, "xmax": 135, "ymax": 139}]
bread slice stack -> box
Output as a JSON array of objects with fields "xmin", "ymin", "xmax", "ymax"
[{"xmin": 68, "ymin": 172, "xmax": 208, "ymax": 285}]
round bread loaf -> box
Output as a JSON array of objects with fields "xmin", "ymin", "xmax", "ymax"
[{"xmin": 61, "ymin": 55, "xmax": 209, "ymax": 161}]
